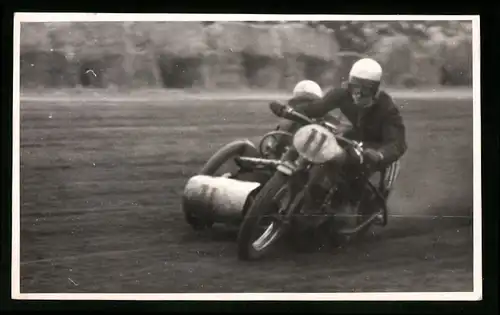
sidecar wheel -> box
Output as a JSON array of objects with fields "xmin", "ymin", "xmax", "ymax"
[{"xmin": 199, "ymin": 139, "xmax": 259, "ymax": 176}]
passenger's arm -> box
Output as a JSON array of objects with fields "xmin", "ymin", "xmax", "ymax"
[{"xmin": 290, "ymin": 88, "xmax": 346, "ymax": 118}]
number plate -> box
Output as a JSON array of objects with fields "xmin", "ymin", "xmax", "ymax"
[{"xmin": 292, "ymin": 124, "xmax": 343, "ymax": 164}]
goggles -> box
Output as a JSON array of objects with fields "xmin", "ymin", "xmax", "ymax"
[{"xmin": 347, "ymin": 76, "xmax": 380, "ymax": 99}]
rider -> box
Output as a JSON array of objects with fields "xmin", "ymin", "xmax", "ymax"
[{"xmin": 274, "ymin": 58, "xmax": 407, "ymax": 226}]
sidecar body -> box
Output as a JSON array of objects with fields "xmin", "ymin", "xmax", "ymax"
[
  {"xmin": 181, "ymin": 138, "xmax": 275, "ymax": 230},
  {"xmin": 183, "ymin": 174, "xmax": 262, "ymax": 227}
]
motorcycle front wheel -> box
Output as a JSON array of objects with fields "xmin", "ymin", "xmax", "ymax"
[{"xmin": 237, "ymin": 172, "xmax": 292, "ymax": 261}]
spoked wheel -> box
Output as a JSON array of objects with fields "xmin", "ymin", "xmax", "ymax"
[
  {"xmin": 184, "ymin": 140, "xmax": 260, "ymax": 231},
  {"xmin": 237, "ymin": 172, "xmax": 293, "ymax": 261}
]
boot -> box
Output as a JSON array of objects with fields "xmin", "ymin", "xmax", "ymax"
[{"xmin": 373, "ymin": 186, "xmax": 390, "ymax": 225}]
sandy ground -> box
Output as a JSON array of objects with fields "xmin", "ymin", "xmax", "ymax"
[{"xmin": 17, "ymin": 94, "xmax": 475, "ymax": 294}]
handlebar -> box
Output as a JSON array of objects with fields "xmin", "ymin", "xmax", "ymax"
[{"xmin": 269, "ymin": 101, "xmax": 365, "ymax": 164}]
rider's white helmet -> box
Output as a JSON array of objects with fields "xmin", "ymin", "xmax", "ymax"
[
  {"xmin": 349, "ymin": 58, "xmax": 383, "ymax": 82},
  {"xmin": 292, "ymin": 80, "xmax": 323, "ymax": 99},
  {"xmin": 348, "ymin": 58, "xmax": 383, "ymax": 108}
]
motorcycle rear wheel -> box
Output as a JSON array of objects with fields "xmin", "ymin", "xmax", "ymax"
[{"xmin": 237, "ymin": 172, "xmax": 290, "ymax": 261}]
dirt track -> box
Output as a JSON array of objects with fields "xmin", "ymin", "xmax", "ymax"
[{"xmin": 19, "ymin": 95, "xmax": 474, "ymax": 293}]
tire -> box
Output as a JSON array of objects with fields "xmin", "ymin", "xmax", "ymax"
[
  {"xmin": 184, "ymin": 140, "xmax": 259, "ymax": 230},
  {"xmin": 237, "ymin": 172, "xmax": 290, "ymax": 261},
  {"xmin": 199, "ymin": 139, "xmax": 259, "ymax": 176}
]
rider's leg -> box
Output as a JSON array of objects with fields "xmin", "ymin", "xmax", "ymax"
[
  {"xmin": 379, "ymin": 160, "xmax": 401, "ymax": 199},
  {"xmin": 301, "ymin": 164, "xmax": 331, "ymax": 213},
  {"xmin": 300, "ymin": 150, "xmax": 349, "ymax": 214},
  {"xmin": 329, "ymin": 158, "xmax": 372, "ymax": 227},
  {"xmin": 326, "ymin": 155, "xmax": 402, "ymax": 228}
]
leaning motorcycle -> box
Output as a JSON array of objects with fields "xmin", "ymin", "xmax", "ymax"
[{"xmin": 182, "ymin": 102, "xmax": 389, "ymax": 261}]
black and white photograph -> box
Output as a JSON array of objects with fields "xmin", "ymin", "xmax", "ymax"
[{"xmin": 12, "ymin": 13, "xmax": 481, "ymax": 300}]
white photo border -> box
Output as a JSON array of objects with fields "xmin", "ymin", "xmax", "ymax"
[{"xmin": 12, "ymin": 13, "xmax": 481, "ymax": 301}]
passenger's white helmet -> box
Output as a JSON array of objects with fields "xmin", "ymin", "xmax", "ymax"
[
  {"xmin": 348, "ymin": 58, "xmax": 383, "ymax": 108},
  {"xmin": 292, "ymin": 80, "xmax": 323, "ymax": 99}
]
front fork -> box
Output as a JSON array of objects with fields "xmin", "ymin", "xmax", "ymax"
[
  {"xmin": 274, "ymin": 148, "xmax": 335, "ymax": 225},
  {"xmin": 270, "ymin": 149, "xmax": 307, "ymax": 225}
]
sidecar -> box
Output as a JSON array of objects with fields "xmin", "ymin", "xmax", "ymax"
[{"xmin": 182, "ymin": 132, "xmax": 291, "ymax": 230}]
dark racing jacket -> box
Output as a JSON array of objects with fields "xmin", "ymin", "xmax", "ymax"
[{"xmin": 290, "ymin": 87, "xmax": 408, "ymax": 166}]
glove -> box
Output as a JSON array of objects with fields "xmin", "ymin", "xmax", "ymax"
[
  {"xmin": 363, "ymin": 148, "xmax": 384, "ymax": 165},
  {"xmin": 269, "ymin": 101, "xmax": 287, "ymax": 117}
]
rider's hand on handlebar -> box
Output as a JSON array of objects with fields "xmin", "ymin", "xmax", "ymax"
[
  {"xmin": 269, "ymin": 101, "xmax": 291, "ymax": 118},
  {"xmin": 363, "ymin": 148, "xmax": 384, "ymax": 165}
]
